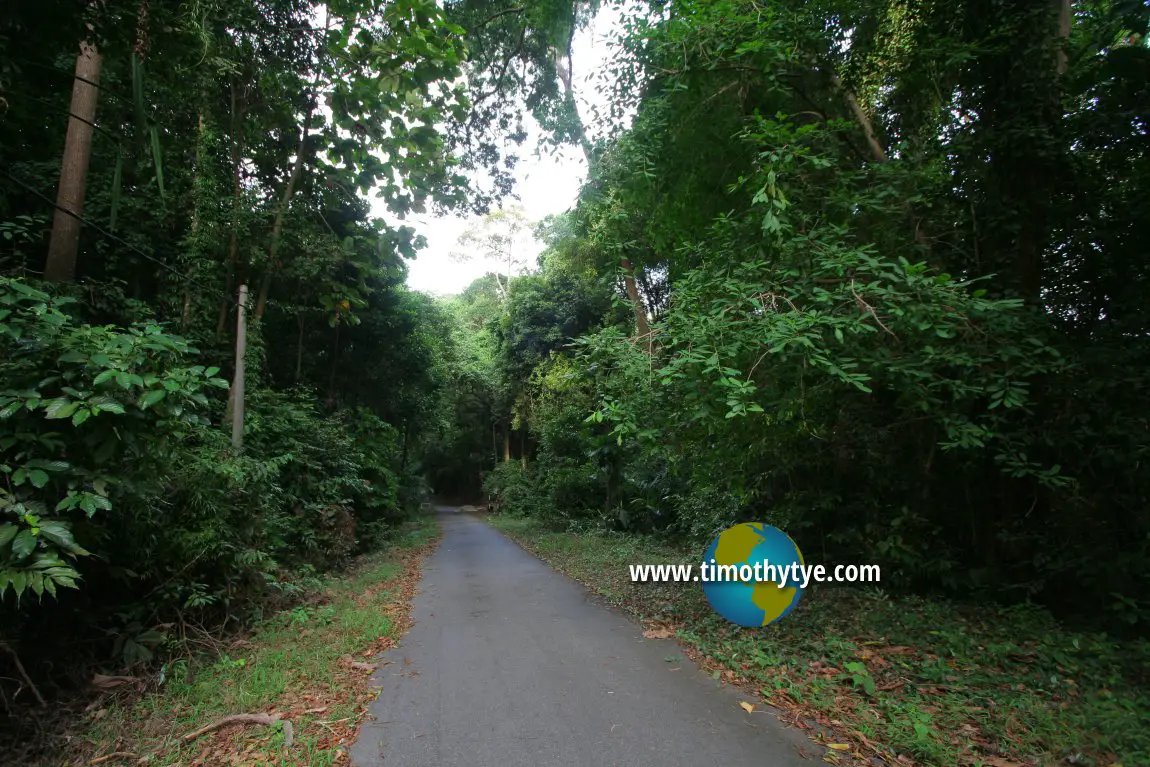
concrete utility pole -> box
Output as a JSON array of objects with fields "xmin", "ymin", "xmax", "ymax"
[{"xmin": 231, "ymin": 283, "xmax": 248, "ymax": 450}]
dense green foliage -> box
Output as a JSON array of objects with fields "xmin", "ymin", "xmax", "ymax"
[
  {"xmin": 0, "ymin": 0, "xmax": 502, "ymax": 727},
  {"xmin": 3, "ymin": 0, "xmax": 1149, "ymax": 760},
  {"xmin": 447, "ymin": 0, "xmax": 1150, "ymax": 631}
]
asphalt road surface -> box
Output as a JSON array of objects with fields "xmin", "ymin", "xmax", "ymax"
[{"xmin": 350, "ymin": 507, "xmax": 814, "ymax": 767}]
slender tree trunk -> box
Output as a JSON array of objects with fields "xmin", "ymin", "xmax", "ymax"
[
  {"xmin": 327, "ymin": 321, "xmax": 341, "ymax": 395},
  {"xmin": 254, "ymin": 126, "xmax": 310, "ymax": 320},
  {"xmin": 295, "ymin": 313, "xmax": 305, "ymax": 381},
  {"xmin": 557, "ymin": 45, "xmax": 651, "ymax": 348},
  {"xmin": 503, "ymin": 427, "xmax": 511, "ymax": 462},
  {"xmin": 621, "ymin": 257, "xmax": 651, "ymax": 345},
  {"xmin": 182, "ymin": 111, "xmax": 206, "ymax": 330},
  {"xmin": 254, "ymin": 13, "xmax": 329, "ymax": 321},
  {"xmin": 45, "ymin": 42, "xmax": 102, "ymax": 282},
  {"xmin": 556, "ymin": 45, "xmax": 594, "ymax": 162},
  {"xmin": 972, "ymin": 3, "xmax": 1065, "ymax": 302},
  {"xmin": 1055, "ymin": 0, "xmax": 1071, "ymax": 76},
  {"xmin": 216, "ymin": 231, "xmax": 239, "ymax": 339},
  {"xmin": 216, "ymin": 85, "xmax": 243, "ymax": 340},
  {"xmin": 254, "ymin": 106, "xmax": 312, "ymax": 320},
  {"xmin": 827, "ymin": 71, "xmax": 886, "ymax": 163},
  {"xmin": 401, "ymin": 421, "xmax": 409, "ymax": 471},
  {"xmin": 492, "ymin": 270, "xmax": 508, "ymax": 303}
]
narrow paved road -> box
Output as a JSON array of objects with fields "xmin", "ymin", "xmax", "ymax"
[{"xmin": 351, "ymin": 508, "xmax": 813, "ymax": 767}]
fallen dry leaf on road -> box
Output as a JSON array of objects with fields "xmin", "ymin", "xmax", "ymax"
[
  {"xmin": 739, "ymin": 701, "xmax": 755, "ymax": 713},
  {"xmin": 826, "ymin": 743, "xmax": 850, "ymax": 750},
  {"xmin": 642, "ymin": 627, "xmax": 675, "ymax": 639}
]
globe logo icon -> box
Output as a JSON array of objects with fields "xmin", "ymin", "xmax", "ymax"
[{"xmin": 701, "ymin": 522, "xmax": 805, "ymax": 627}]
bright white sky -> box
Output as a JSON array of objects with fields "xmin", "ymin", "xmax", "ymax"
[{"xmin": 379, "ymin": 7, "xmax": 623, "ymax": 296}]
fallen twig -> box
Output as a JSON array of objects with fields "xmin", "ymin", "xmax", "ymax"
[
  {"xmin": 181, "ymin": 712, "xmax": 281, "ymax": 742},
  {"xmin": 0, "ymin": 641, "xmax": 46, "ymax": 706},
  {"xmin": 90, "ymin": 752, "xmax": 138, "ymax": 765}
]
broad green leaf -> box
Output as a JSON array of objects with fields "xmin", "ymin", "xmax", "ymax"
[
  {"xmin": 9, "ymin": 570, "xmax": 27, "ymax": 599},
  {"xmin": 37, "ymin": 521, "xmax": 77, "ymax": 551},
  {"xmin": 0, "ymin": 524, "xmax": 18, "ymax": 548},
  {"xmin": 139, "ymin": 389, "xmax": 166, "ymax": 409},
  {"xmin": 44, "ymin": 399, "xmax": 79, "ymax": 419},
  {"xmin": 12, "ymin": 529, "xmax": 36, "ymax": 561},
  {"xmin": 93, "ymin": 400, "xmax": 126, "ymax": 415},
  {"xmin": 24, "ymin": 460, "xmax": 69, "ymax": 472}
]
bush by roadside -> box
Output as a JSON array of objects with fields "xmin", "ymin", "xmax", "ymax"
[{"xmin": 54, "ymin": 517, "xmax": 440, "ymax": 767}]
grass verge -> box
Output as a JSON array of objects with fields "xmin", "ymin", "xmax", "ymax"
[
  {"xmin": 489, "ymin": 515, "xmax": 1148, "ymax": 767},
  {"xmin": 68, "ymin": 517, "xmax": 440, "ymax": 767}
]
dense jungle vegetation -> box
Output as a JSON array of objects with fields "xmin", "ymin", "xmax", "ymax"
[
  {"xmin": 2, "ymin": 0, "xmax": 1149, "ymax": 761},
  {"xmin": 445, "ymin": 0, "xmax": 1150, "ymax": 631},
  {"xmin": 0, "ymin": 0, "xmax": 559, "ymax": 745}
]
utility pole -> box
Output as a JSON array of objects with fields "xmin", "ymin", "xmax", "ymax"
[{"xmin": 230, "ymin": 283, "xmax": 247, "ymax": 450}]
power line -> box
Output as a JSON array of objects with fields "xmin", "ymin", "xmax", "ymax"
[
  {"xmin": 2, "ymin": 169, "xmax": 239, "ymax": 308},
  {"xmin": 4, "ymin": 170, "xmax": 320, "ymax": 318}
]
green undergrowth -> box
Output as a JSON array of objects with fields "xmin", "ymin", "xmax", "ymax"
[
  {"xmin": 70, "ymin": 517, "xmax": 439, "ymax": 767},
  {"xmin": 489, "ymin": 515, "xmax": 1150, "ymax": 767}
]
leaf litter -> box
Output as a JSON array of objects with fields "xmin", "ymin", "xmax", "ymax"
[{"xmin": 77, "ymin": 521, "xmax": 440, "ymax": 766}]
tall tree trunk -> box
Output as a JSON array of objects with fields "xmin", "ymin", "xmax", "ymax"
[
  {"xmin": 253, "ymin": 105, "xmax": 313, "ymax": 321},
  {"xmin": 1055, "ymin": 0, "xmax": 1071, "ymax": 76},
  {"xmin": 503, "ymin": 427, "xmax": 511, "ymax": 462},
  {"xmin": 182, "ymin": 111, "xmax": 206, "ymax": 330},
  {"xmin": 971, "ymin": 3, "xmax": 1065, "ymax": 302},
  {"xmin": 254, "ymin": 12, "xmax": 328, "ymax": 321},
  {"xmin": 557, "ymin": 46, "xmax": 651, "ymax": 348},
  {"xmin": 828, "ymin": 71, "xmax": 887, "ymax": 163},
  {"xmin": 295, "ymin": 313, "xmax": 306, "ymax": 381},
  {"xmin": 401, "ymin": 421, "xmax": 409, "ymax": 471},
  {"xmin": 216, "ymin": 84, "xmax": 243, "ymax": 340},
  {"xmin": 621, "ymin": 257, "xmax": 651, "ymax": 345},
  {"xmin": 44, "ymin": 42, "xmax": 102, "ymax": 282},
  {"xmin": 327, "ymin": 321, "xmax": 341, "ymax": 395}
]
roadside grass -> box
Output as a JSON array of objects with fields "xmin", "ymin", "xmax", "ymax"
[
  {"xmin": 70, "ymin": 518, "xmax": 440, "ymax": 767},
  {"xmin": 489, "ymin": 516, "xmax": 1150, "ymax": 767}
]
